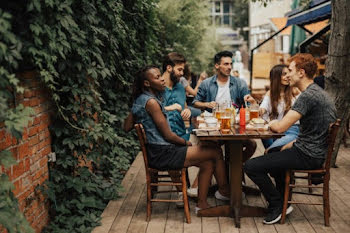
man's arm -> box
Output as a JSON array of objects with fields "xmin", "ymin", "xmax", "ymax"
[
  {"xmin": 269, "ymin": 110, "xmax": 302, "ymax": 133},
  {"xmin": 193, "ymin": 101, "xmax": 216, "ymax": 110}
]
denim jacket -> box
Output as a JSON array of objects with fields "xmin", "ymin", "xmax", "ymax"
[
  {"xmin": 132, "ymin": 92, "xmax": 171, "ymax": 145},
  {"xmin": 193, "ymin": 75, "xmax": 250, "ymax": 111}
]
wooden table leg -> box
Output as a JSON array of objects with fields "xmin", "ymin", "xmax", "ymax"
[
  {"xmin": 197, "ymin": 140, "xmax": 267, "ymax": 227},
  {"xmin": 228, "ymin": 141, "xmax": 242, "ymax": 227}
]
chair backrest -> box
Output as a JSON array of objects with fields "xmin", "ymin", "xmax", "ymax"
[
  {"xmin": 135, "ymin": 124, "xmax": 150, "ymax": 171},
  {"xmin": 324, "ymin": 119, "xmax": 341, "ymax": 171}
]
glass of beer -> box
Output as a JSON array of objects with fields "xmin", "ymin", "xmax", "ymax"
[
  {"xmin": 220, "ymin": 111, "xmax": 231, "ymax": 134},
  {"xmin": 250, "ymin": 104, "xmax": 259, "ymax": 120}
]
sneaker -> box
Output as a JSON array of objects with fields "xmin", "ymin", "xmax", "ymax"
[
  {"xmin": 195, "ymin": 206, "xmax": 202, "ymax": 215},
  {"xmin": 263, "ymin": 206, "xmax": 282, "ymax": 224},
  {"xmin": 215, "ymin": 190, "xmax": 230, "ymax": 201},
  {"xmin": 286, "ymin": 205, "xmax": 293, "ymax": 215},
  {"xmin": 175, "ymin": 192, "xmax": 184, "ymax": 208},
  {"xmin": 187, "ymin": 187, "xmax": 198, "ymax": 198}
]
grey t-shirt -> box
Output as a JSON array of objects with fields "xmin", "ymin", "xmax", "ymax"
[{"xmin": 292, "ymin": 83, "xmax": 336, "ymax": 159}]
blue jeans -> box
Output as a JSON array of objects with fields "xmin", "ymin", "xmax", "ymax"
[{"xmin": 262, "ymin": 124, "xmax": 300, "ymax": 150}]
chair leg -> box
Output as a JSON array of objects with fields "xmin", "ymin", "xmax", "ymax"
[
  {"xmin": 146, "ymin": 180, "xmax": 152, "ymax": 222},
  {"xmin": 182, "ymin": 170, "xmax": 191, "ymax": 223},
  {"xmin": 308, "ymin": 173, "xmax": 313, "ymax": 193},
  {"xmin": 323, "ymin": 179, "xmax": 330, "ymax": 226},
  {"xmin": 281, "ymin": 170, "xmax": 291, "ymax": 224}
]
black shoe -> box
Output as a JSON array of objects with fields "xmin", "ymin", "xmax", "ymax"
[{"xmin": 263, "ymin": 206, "xmax": 282, "ymax": 224}]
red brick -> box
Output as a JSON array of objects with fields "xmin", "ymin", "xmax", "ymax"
[
  {"xmin": 0, "ymin": 129, "xmax": 5, "ymax": 140},
  {"xmin": 12, "ymin": 179, "xmax": 22, "ymax": 196},
  {"xmin": 40, "ymin": 146, "xmax": 51, "ymax": 157},
  {"xmin": 30, "ymin": 145, "xmax": 38, "ymax": 155},
  {"xmin": 33, "ymin": 116, "xmax": 41, "ymax": 125},
  {"xmin": 24, "ymin": 90, "xmax": 35, "ymax": 98},
  {"xmin": 34, "ymin": 106, "xmax": 45, "ymax": 115},
  {"xmin": 28, "ymin": 126, "xmax": 39, "ymax": 137},
  {"xmin": 12, "ymin": 160, "xmax": 24, "ymax": 178},
  {"xmin": 22, "ymin": 128, "xmax": 28, "ymax": 140},
  {"xmin": 22, "ymin": 99, "xmax": 31, "ymax": 107},
  {"xmin": 18, "ymin": 142, "xmax": 29, "ymax": 159},
  {"xmin": 28, "ymin": 135, "xmax": 39, "ymax": 146},
  {"xmin": 12, "ymin": 136, "xmax": 17, "ymax": 145},
  {"xmin": 38, "ymin": 131, "xmax": 45, "ymax": 141},
  {"xmin": 4, "ymin": 132, "xmax": 12, "ymax": 148},
  {"xmin": 40, "ymin": 113, "xmax": 49, "ymax": 123},
  {"xmin": 38, "ymin": 122, "xmax": 47, "ymax": 133},
  {"xmin": 29, "ymin": 98, "xmax": 40, "ymax": 107}
]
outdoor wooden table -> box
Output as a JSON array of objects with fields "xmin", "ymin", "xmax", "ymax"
[{"xmin": 194, "ymin": 124, "xmax": 284, "ymax": 228}]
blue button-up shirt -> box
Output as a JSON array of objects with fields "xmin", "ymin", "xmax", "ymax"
[
  {"xmin": 193, "ymin": 75, "xmax": 250, "ymax": 111},
  {"xmin": 163, "ymin": 83, "xmax": 190, "ymax": 140}
]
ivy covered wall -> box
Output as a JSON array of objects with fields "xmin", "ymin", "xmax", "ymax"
[{"xmin": 0, "ymin": 1, "xmax": 217, "ymax": 232}]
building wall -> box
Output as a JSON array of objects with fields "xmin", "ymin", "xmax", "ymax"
[
  {"xmin": 0, "ymin": 71, "xmax": 52, "ymax": 232},
  {"xmin": 249, "ymin": 0, "xmax": 292, "ymax": 51}
]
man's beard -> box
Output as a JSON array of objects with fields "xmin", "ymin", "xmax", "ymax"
[{"xmin": 170, "ymin": 71, "xmax": 179, "ymax": 85}]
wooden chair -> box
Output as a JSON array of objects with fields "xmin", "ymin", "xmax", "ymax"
[
  {"xmin": 134, "ymin": 124, "xmax": 191, "ymax": 223},
  {"xmin": 281, "ymin": 119, "xmax": 341, "ymax": 226}
]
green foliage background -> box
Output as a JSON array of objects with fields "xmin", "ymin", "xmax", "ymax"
[{"xmin": 0, "ymin": 0, "xmax": 218, "ymax": 232}]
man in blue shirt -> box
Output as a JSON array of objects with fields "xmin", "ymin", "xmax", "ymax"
[
  {"xmin": 193, "ymin": 50, "xmax": 257, "ymax": 163},
  {"xmin": 193, "ymin": 51, "xmax": 255, "ymax": 110},
  {"xmin": 162, "ymin": 52, "xmax": 191, "ymax": 140}
]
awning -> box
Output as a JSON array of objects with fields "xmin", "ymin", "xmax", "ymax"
[{"xmin": 286, "ymin": 0, "xmax": 331, "ymax": 26}]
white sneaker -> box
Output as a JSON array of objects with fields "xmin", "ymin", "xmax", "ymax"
[
  {"xmin": 175, "ymin": 192, "xmax": 184, "ymax": 208},
  {"xmin": 286, "ymin": 205, "xmax": 293, "ymax": 215},
  {"xmin": 187, "ymin": 187, "xmax": 198, "ymax": 197},
  {"xmin": 195, "ymin": 206, "xmax": 202, "ymax": 215},
  {"xmin": 215, "ymin": 190, "xmax": 230, "ymax": 201}
]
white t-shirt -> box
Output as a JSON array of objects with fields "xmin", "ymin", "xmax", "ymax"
[
  {"xmin": 260, "ymin": 94, "xmax": 300, "ymax": 123},
  {"xmin": 215, "ymin": 79, "xmax": 231, "ymax": 104}
]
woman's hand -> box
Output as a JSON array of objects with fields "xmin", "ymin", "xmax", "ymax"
[
  {"xmin": 186, "ymin": 141, "xmax": 192, "ymax": 146},
  {"xmin": 259, "ymin": 108, "xmax": 266, "ymax": 117}
]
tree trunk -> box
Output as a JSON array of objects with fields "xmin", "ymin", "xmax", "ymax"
[{"xmin": 325, "ymin": 0, "xmax": 350, "ymax": 167}]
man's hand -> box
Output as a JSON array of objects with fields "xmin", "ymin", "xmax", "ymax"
[
  {"xmin": 259, "ymin": 108, "xmax": 267, "ymax": 117},
  {"xmin": 206, "ymin": 101, "xmax": 217, "ymax": 109},
  {"xmin": 244, "ymin": 94, "xmax": 256, "ymax": 104},
  {"xmin": 181, "ymin": 108, "xmax": 191, "ymax": 120},
  {"xmin": 165, "ymin": 103, "xmax": 182, "ymax": 112}
]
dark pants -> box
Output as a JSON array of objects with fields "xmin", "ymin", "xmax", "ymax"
[{"xmin": 244, "ymin": 146, "xmax": 324, "ymax": 208}]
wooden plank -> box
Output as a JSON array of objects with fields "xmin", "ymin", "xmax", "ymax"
[
  {"xmin": 145, "ymin": 186, "xmax": 171, "ymax": 233},
  {"xmin": 164, "ymin": 192, "xmax": 185, "ymax": 233},
  {"xmin": 108, "ymin": 163, "xmax": 148, "ymax": 233},
  {"xmin": 126, "ymin": 187, "xmax": 148, "ymax": 233},
  {"xmin": 202, "ymin": 197, "xmax": 220, "ymax": 233},
  {"xmin": 184, "ymin": 201, "xmax": 203, "ymax": 233},
  {"xmin": 92, "ymin": 153, "xmax": 144, "ymax": 233}
]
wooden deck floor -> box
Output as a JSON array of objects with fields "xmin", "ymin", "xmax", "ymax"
[{"xmin": 93, "ymin": 140, "xmax": 350, "ymax": 233}]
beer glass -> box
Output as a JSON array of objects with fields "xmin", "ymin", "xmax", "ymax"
[{"xmin": 250, "ymin": 103, "xmax": 259, "ymax": 120}]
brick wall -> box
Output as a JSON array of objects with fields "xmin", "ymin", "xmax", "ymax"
[{"xmin": 0, "ymin": 71, "xmax": 52, "ymax": 232}]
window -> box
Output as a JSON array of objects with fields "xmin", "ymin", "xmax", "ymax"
[
  {"xmin": 223, "ymin": 2, "xmax": 230, "ymax": 14},
  {"xmin": 215, "ymin": 2, "xmax": 220, "ymax": 13},
  {"xmin": 210, "ymin": 1, "xmax": 234, "ymax": 27},
  {"xmin": 223, "ymin": 15, "xmax": 230, "ymax": 25}
]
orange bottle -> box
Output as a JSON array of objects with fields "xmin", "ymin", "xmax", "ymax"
[{"xmin": 239, "ymin": 105, "xmax": 246, "ymax": 126}]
